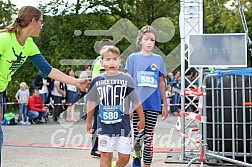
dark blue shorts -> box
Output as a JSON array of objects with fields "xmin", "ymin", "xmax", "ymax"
[{"xmin": 66, "ymin": 90, "xmax": 78, "ymax": 104}]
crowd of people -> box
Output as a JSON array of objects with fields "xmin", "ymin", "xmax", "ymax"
[
  {"xmin": 13, "ymin": 66, "xmax": 92, "ymax": 125},
  {"xmin": 165, "ymin": 69, "xmax": 199, "ymax": 116},
  {"xmin": 4, "ymin": 66, "xmax": 199, "ymax": 126}
]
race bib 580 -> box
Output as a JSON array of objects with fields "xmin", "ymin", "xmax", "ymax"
[{"xmin": 99, "ymin": 105, "xmax": 123, "ymax": 124}]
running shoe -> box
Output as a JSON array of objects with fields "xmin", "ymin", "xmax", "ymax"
[
  {"xmin": 20, "ymin": 121, "xmax": 26, "ymax": 125},
  {"xmin": 132, "ymin": 157, "xmax": 141, "ymax": 167},
  {"xmin": 132, "ymin": 150, "xmax": 142, "ymax": 167}
]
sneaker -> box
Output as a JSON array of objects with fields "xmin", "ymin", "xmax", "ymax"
[
  {"xmin": 132, "ymin": 150, "xmax": 142, "ymax": 167},
  {"xmin": 25, "ymin": 121, "xmax": 31, "ymax": 125},
  {"xmin": 36, "ymin": 119, "xmax": 45, "ymax": 123},
  {"xmin": 132, "ymin": 158, "xmax": 141, "ymax": 167},
  {"xmin": 111, "ymin": 161, "xmax": 116, "ymax": 167},
  {"xmin": 20, "ymin": 121, "xmax": 26, "ymax": 125},
  {"xmin": 28, "ymin": 119, "xmax": 34, "ymax": 124},
  {"xmin": 44, "ymin": 116, "xmax": 49, "ymax": 122},
  {"xmin": 91, "ymin": 151, "xmax": 100, "ymax": 157},
  {"xmin": 42, "ymin": 116, "xmax": 48, "ymax": 123},
  {"xmin": 81, "ymin": 114, "xmax": 87, "ymax": 120}
]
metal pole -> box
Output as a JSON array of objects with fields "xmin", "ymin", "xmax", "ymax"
[
  {"xmin": 180, "ymin": 0, "xmax": 204, "ymax": 161},
  {"xmin": 180, "ymin": 0, "xmax": 186, "ymax": 160}
]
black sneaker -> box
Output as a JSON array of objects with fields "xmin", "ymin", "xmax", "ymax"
[
  {"xmin": 33, "ymin": 119, "xmax": 39, "ymax": 124},
  {"xmin": 81, "ymin": 114, "xmax": 87, "ymax": 120},
  {"xmin": 43, "ymin": 116, "xmax": 48, "ymax": 123},
  {"xmin": 91, "ymin": 151, "xmax": 100, "ymax": 157},
  {"xmin": 28, "ymin": 119, "xmax": 36, "ymax": 124}
]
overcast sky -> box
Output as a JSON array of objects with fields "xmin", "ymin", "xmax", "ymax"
[
  {"xmin": 6, "ymin": 0, "xmax": 235, "ymax": 9},
  {"xmin": 5, "ymin": 0, "xmax": 40, "ymax": 8},
  {"xmin": 4, "ymin": 0, "xmax": 77, "ymax": 9}
]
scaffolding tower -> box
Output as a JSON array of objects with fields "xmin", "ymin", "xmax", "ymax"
[
  {"xmin": 178, "ymin": 0, "xmax": 252, "ymax": 165},
  {"xmin": 179, "ymin": 0, "xmax": 204, "ymax": 161}
]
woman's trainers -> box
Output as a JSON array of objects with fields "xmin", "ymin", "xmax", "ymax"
[{"xmin": 26, "ymin": 121, "xmax": 31, "ymax": 125}]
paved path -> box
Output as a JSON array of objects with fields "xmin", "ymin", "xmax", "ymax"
[{"xmin": 1, "ymin": 111, "xmax": 202, "ymax": 167}]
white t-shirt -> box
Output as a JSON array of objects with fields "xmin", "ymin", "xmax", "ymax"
[
  {"xmin": 15, "ymin": 89, "xmax": 30, "ymax": 103},
  {"xmin": 51, "ymin": 80, "xmax": 62, "ymax": 97},
  {"xmin": 66, "ymin": 84, "xmax": 77, "ymax": 92},
  {"xmin": 39, "ymin": 78, "xmax": 49, "ymax": 94}
]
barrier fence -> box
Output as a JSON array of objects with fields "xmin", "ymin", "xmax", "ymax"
[
  {"xmin": 3, "ymin": 101, "xmax": 187, "ymax": 106},
  {"xmin": 187, "ymin": 70, "xmax": 252, "ymax": 167}
]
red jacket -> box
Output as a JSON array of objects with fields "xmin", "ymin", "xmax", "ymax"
[{"xmin": 28, "ymin": 95, "xmax": 44, "ymax": 112}]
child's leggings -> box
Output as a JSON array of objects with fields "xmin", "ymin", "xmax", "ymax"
[{"xmin": 133, "ymin": 110, "xmax": 159, "ymax": 165}]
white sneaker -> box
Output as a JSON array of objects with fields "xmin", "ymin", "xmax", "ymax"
[
  {"xmin": 26, "ymin": 121, "xmax": 31, "ymax": 125},
  {"xmin": 20, "ymin": 121, "xmax": 26, "ymax": 125}
]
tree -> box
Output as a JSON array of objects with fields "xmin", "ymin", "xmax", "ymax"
[
  {"xmin": 38, "ymin": 0, "xmax": 92, "ymax": 15},
  {"xmin": 4, "ymin": 0, "xmax": 252, "ymax": 105},
  {"xmin": 204, "ymin": 0, "xmax": 251, "ymax": 34},
  {"xmin": 0, "ymin": 0, "xmax": 17, "ymax": 28}
]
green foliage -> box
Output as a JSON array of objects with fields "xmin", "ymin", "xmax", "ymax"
[
  {"xmin": 2, "ymin": 0, "xmax": 252, "ymax": 103},
  {"xmin": 35, "ymin": 13, "xmax": 116, "ymax": 67},
  {"xmin": 205, "ymin": 0, "xmax": 244, "ymax": 33},
  {"xmin": 0, "ymin": 0, "xmax": 17, "ymax": 28}
]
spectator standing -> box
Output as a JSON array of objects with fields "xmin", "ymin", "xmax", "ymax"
[
  {"xmin": 79, "ymin": 65, "xmax": 91, "ymax": 79},
  {"xmin": 170, "ymin": 70, "xmax": 181, "ymax": 115},
  {"xmin": 39, "ymin": 77, "xmax": 50, "ymax": 105},
  {"xmin": 15, "ymin": 82, "xmax": 30, "ymax": 125},
  {"xmin": 51, "ymin": 79, "xmax": 66, "ymax": 122},
  {"xmin": 2, "ymin": 90, "xmax": 7, "ymax": 120},
  {"xmin": 66, "ymin": 68, "xmax": 78, "ymax": 122},
  {"xmin": 78, "ymin": 65, "xmax": 91, "ymax": 120}
]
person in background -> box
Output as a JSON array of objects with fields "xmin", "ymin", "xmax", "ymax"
[
  {"xmin": 170, "ymin": 70, "xmax": 181, "ymax": 115},
  {"xmin": 167, "ymin": 72, "xmax": 174, "ymax": 86},
  {"xmin": 192, "ymin": 70, "xmax": 199, "ymax": 86},
  {"xmin": 39, "ymin": 77, "xmax": 50, "ymax": 105},
  {"xmin": 65, "ymin": 68, "xmax": 78, "ymax": 122},
  {"xmin": 0, "ymin": 6, "xmax": 90, "ymax": 163},
  {"xmin": 15, "ymin": 82, "xmax": 30, "ymax": 125},
  {"xmin": 31, "ymin": 72, "xmax": 49, "ymax": 107},
  {"xmin": 27, "ymin": 89, "xmax": 47, "ymax": 123},
  {"xmin": 51, "ymin": 78, "xmax": 66, "ymax": 122},
  {"xmin": 2, "ymin": 90, "xmax": 7, "ymax": 120},
  {"xmin": 79, "ymin": 65, "xmax": 91, "ymax": 79},
  {"xmin": 166, "ymin": 85, "xmax": 174, "ymax": 113},
  {"xmin": 78, "ymin": 65, "xmax": 91, "ymax": 120}
]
